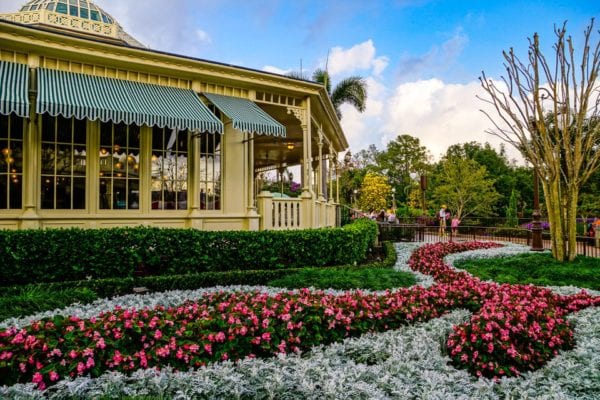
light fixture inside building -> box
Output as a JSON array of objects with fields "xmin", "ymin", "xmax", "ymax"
[{"xmin": 286, "ymin": 142, "xmax": 295, "ymax": 150}]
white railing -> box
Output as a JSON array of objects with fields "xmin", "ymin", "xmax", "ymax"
[{"xmin": 257, "ymin": 191, "xmax": 338, "ymax": 230}]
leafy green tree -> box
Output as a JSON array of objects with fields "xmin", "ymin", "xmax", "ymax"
[
  {"xmin": 377, "ymin": 134, "xmax": 431, "ymax": 203},
  {"xmin": 357, "ymin": 173, "xmax": 391, "ymax": 212},
  {"xmin": 506, "ymin": 190, "xmax": 519, "ymax": 227},
  {"xmin": 444, "ymin": 142, "xmax": 514, "ymax": 216},
  {"xmin": 431, "ymin": 157, "xmax": 500, "ymax": 220}
]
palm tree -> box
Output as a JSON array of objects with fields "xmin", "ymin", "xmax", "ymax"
[
  {"xmin": 287, "ymin": 69, "xmax": 367, "ymax": 119},
  {"xmin": 312, "ymin": 69, "xmax": 367, "ymax": 119}
]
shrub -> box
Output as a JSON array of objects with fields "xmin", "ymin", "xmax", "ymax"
[{"xmin": 0, "ymin": 220, "xmax": 378, "ymax": 286}]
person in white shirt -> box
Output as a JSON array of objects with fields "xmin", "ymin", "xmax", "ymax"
[{"xmin": 438, "ymin": 205, "xmax": 447, "ymax": 236}]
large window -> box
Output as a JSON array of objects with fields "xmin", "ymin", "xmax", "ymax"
[
  {"xmin": 151, "ymin": 127, "xmax": 188, "ymax": 210},
  {"xmin": 41, "ymin": 115, "xmax": 86, "ymax": 209},
  {"xmin": 0, "ymin": 114, "xmax": 23, "ymax": 210},
  {"xmin": 199, "ymin": 132, "xmax": 221, "ymax": 210},
  {"xmin": 99, "ymin": 122, "xmax": 140, "ymax": 210}
]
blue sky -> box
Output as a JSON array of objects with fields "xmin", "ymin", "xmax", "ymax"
[{"xmin": 2, "ymin": 0, "xmax": 598, "ymax": 161}]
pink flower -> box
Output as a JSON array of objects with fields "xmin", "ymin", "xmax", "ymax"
[
  {"xmin": 154, "ymin": 329, "xmax": 163, "ymax": 340},
  {"xmin": 49, "ymin": 371, "xmax": 60, "ymax": 381}
]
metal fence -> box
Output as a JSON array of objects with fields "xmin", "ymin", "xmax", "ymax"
[{"xmin": 377, "ymin": 223, "xmax": 600, "ymax": 258}]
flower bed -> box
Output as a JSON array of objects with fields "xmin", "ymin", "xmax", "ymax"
[
  {"xmin": 408, "ymin": 242, "xmax": 600, "ymax": 379},
  {"xmin": 0, "ymin": 241, "xmax": 598, "ymax": 392}
]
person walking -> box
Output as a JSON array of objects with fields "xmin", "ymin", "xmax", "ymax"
[
  {"xmin": 438, "ymin": 205, "xmax": 448, "ymax": 236},
  {"xmin": 451, "ymin": 214, "xmax": 461, "ymax": 235}
]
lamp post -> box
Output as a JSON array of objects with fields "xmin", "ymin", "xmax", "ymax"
[
  {"xmin": 420, "ymin": 175, "xmax": 427, "ymax": 215},
  {"xmin": 391, "ymin": 187, "xmax": 396, "ymax": 213},
  {"xmin": 353, "ymin": 189, "xmax": 358, "ymax": 210},
  {"xmin": 531, "ymin": 168, "xmax": 543, "ymax": 251}
]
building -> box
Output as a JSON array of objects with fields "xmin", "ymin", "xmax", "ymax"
[{"xmin": 0, "ymin": 0, "xmax": 347, "ymax": 231}]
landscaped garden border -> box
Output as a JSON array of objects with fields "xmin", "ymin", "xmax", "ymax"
[
  {"xmin": 1, "ymin": 241, "xmax": 598, "ymax": 392},
  {"xmin": 1, "ymin": 242, "xmax": 599, "ymax": 399}
]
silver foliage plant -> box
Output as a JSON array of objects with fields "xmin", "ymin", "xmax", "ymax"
[{"xmin": 1, "ymin": 242, "xmax": 599, "ymax": 399}]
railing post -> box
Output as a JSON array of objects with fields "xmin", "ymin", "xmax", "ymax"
[{"xmin": 256, "ymin": 191, "xmax": 274, "ymax": 230}]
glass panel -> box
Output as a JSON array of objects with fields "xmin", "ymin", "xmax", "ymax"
[
  {"xmin": 0, "ymin": 140, "xmax": 8, "ymax": 172},
  {"xmin": 47, "ymin": 3, "xmax": 55, "ymax": 11},
  {"xmin": 127, "ymin": 152, "xmax": 139, "ymax": 175},
  {"xmin": 42, "ymin": 114, "xmax": 55, "ymax": 142},
  {"xmin": 55, "ymin": 2, "xmax": 67, "ymax": 13},
  {"xmin": 56, "ymin": 116, "xmax": 71, "ymax": 143},
  {"xmin": 100, "ymin": 121, "xmax": 112, "ymax": 146},
  {"xmin": 152, "ymin": 126, "xmax": 163, "ymax": 149},
  {"xmin": 55, "ymin": 177, "xmax": 71, "ymax": 209},
  {"xmin": 9, "ymin": 176, "xmax": 22, "ymax": 209},
  {"xmin": 72, "ymin": 178, "xmax": 85, "ymax": 209},
  {"xmin": 0, "ymin": 176, "xmax": 6, "ymax": 209},
  {"xmin": 73, "ymin": 118, "xmax": 86, "ymax": 144},
  {"xmin": 112, "ymin": 179, "xmax": 126, "ymax": 209},
  {"xmin": 177, "ymin": 190, "xmax": 187, "ymax": 210},
  {"xmin": 80, "ymin": 8, "xmax": 88, "ymax": 18},
  {"xmin": 73, "ymin": 145, "xmax": 86, "ymax": 176},
  {"xmin": 69, "ymin": 4, "xmax": 78, "ymax": 16},
  {"xmin": 0, "ymin": 115, "xmax": 8, "ymax": 139},
  {"xmin": 128, "ymin": 180, "xmax": 139, "ymax": 209},
  {"xmin": 101, "ymin": 13, "xmax": 108, "ymax": 23},
  {"xmin": 41, "ymin": 176, "xmax": 55, "ymax": 209},
  {"xmin": 99, "ymin": 178, "xmax": 110, "ymax": 209},
  {"xmin": 11, "ymin": 116, "xmax": 23, "ymax": 140},
  {"xmin": 12, "ymin": 143, "xmax": 23, "ymax": 174},
  {"xmin": 40, "ymin": 144, "xmax": 55, "ymax": 175},
  {"xmin": 56, "ymin": 144, "xmax": 72, "ymax": 175},
  {"xmin": 90, "ymin": 9, "xmax": 99, "ymax": 20},
  {"xmin": 31, "ymin": 5, "xmax": 38, "ymax": 10},
  {"xmin": 129, "ymin": 124, "xmax": 140, "ymax": 148},
  {"xmin": 114, "ymin": 122, "xmax": 127, "ymax": 149}
]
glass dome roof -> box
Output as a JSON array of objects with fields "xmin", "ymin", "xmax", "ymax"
[
  {"xmin": 20, "ymin": 0, "xmax": 115, "ymax": 25},
  {"xmin": 1, "ymin": 0, "xmax": 144, "ymax": 47}
]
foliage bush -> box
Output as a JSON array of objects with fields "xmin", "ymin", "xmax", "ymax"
[{"xmin": 0, "ymin": 219, "xmax": 378, "ymax": 286}]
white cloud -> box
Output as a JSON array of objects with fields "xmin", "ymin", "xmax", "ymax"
[
  {"xmin": 195, "ymin": 29, "xmax": 212, "ymax": 45},
  {"xmin": 262, "ymin": 65, "xmax": 292, "ymax": 75},
  {"xmin": 396, "ymin": 29, "xmax": 468, "ymax": 82},
  {"xmin": 328, "ymin": 40, "xmax": 389, "ymax": 77},
  {"xmin": 340, "ymin": 78, "xmax": 523, "ymax": 164}
]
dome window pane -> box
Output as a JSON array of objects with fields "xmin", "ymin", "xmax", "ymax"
[
  {"xmin": 46, "ymin": 2, "xmax": 55, "ymax": 11},
  {"xmin": 90, "ymin": 9, "xmax": 99, "ymax": 20},
  {"xmin": 69, "ymin": 0, "xmax": 76, "ymax": 5},
  {"xmin": 30, "ymin": 5, "xmax": 38, "ymax": 10},
  {"xmin": 55, "ymin": 2, "xmax": 67, "ymax": 14},
  {"xmin": 80, "ymin": 8, "xmax": 88, "ymax": 18},
  {"xmin": 101, "ymin": 13, "xmax": 108, "ymax": 23},
  {"xmin": 69, "ymin": 5, "xmax": 78, "ymax": 16}
]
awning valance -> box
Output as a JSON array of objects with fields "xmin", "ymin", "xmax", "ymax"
[
  {"xmin": 0, "ymin": 60, "xmax": 29, "ymax": 118},
  {"xmin": 203, "ymin": 92, "xmax": 286, "ymax": 137},
  {"xmin": 36, "ymin": 68, "xmax": 223, "ymax": 133}
]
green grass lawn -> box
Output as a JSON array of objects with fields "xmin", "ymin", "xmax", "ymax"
[
  {"xmin": 0, "ymin": 286, "xmax": 98, "ymax": 322},
  {"xmin": 267, "ymin": 267, "xmax": 416, "ymax": 291},
  {"xmin": 454, "ymin": 252, "xmax": 600, "ymax": 290}
]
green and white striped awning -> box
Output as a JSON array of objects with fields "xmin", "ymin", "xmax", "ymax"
[
  {"xmin": 37, "ymin": 68, "xmax": 223, "ymax": 133},
  {"xmin": 203, "ymin": 92, "xmax": 285, "ymax": 137},
  {"xmin": 0, "ymin": 60, "xmax": 29, "ymax": 117}
]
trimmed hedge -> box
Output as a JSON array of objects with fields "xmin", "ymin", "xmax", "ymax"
[
  {"xmin": 0, "ymin": 218, "xmax": 378, "ymax": 286},
  {"xmin": 0, "ymin": 240, "xmax": 397, "ymax": 321}
]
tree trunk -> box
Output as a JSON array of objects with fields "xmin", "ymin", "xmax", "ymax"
[
  {"xmin": 544, "ymin": 177, "xmax": 565, "ymax": 261},
  {"xmin": 566, "ymin": 186, "xmax": 579, "ymax": 261}
]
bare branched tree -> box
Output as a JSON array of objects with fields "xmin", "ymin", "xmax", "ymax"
[{"xmin": 479, "ymin": 19, "xmax": 600, "ymax": 261}]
